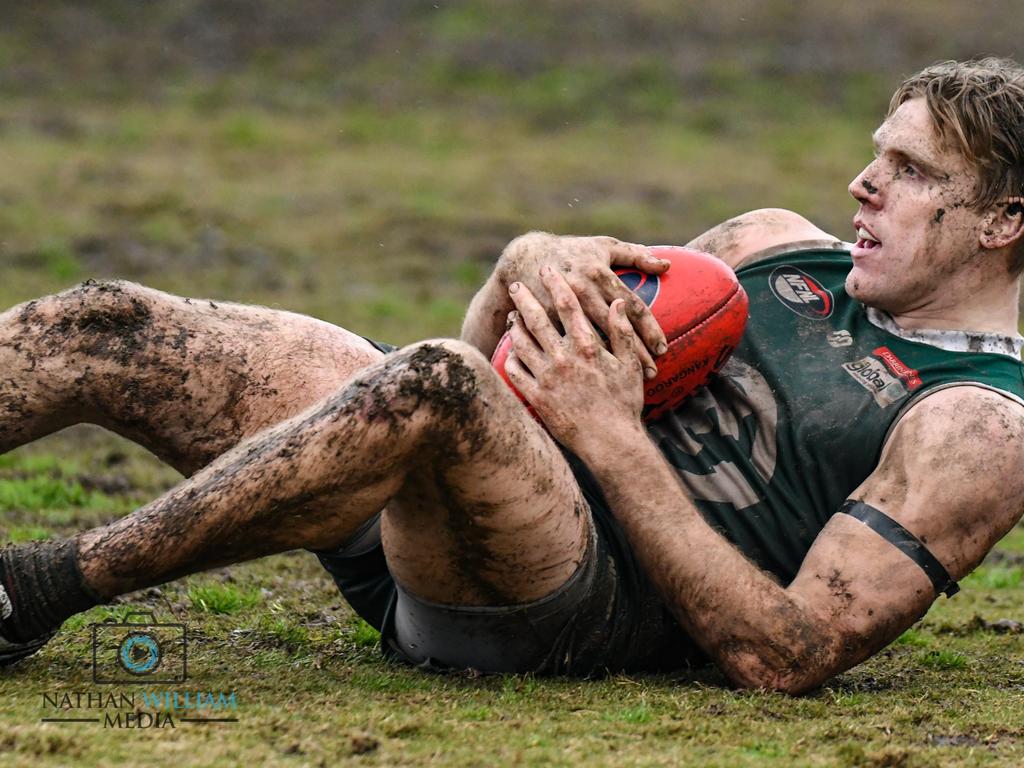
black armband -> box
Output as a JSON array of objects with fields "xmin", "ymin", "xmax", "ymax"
[{"xmin": 838, "ymin": 500, "xmax": 960, "ymax": 598}]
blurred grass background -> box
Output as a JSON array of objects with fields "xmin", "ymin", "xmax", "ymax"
[
  {"xmin": 2, "ymin": 4, "xmax": 1024, "ymax": 765},
  {"xmin": 2, "ymin": 0, "xmax": 1021, "ymax": 343}
]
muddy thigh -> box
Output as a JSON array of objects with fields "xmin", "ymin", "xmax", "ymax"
[
  {"xmin": 71, "ymin": 339, "xmax": 590, "ymax": 606},
  {"xmin": 379, "ymin": 342, "xmax": 592, "ymax": 607},
  {"xmin": 1, "ymin": 280, "xmax": 383, "ymax": 474}
]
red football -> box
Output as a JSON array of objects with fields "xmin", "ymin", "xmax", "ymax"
[{"xmin": 491, "ymin": 245, "xmax": 749, "ymax": 422}]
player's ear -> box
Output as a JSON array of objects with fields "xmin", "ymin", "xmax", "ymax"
[{"xmin": 980, "ymin": 197, "xmax": 1024, "ymax": 250}]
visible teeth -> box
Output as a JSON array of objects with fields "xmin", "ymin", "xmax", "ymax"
[{"xmin": 857, "ymin": 227, "xmax": 878, "ymax": 243}]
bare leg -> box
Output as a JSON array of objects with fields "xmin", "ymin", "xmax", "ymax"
[
  {"xmin": 0, "ymin": 279, "xmax": 382, "ymax": 475},
  {"xmin": 75, "ymin": 340, "xmax": 589, "ymax": 606}
]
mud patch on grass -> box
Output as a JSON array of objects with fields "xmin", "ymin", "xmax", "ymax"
[
  {"xmin": 927, "ymin": 733, "xmax": 981, "ymax": 747},
  {"xmin": 985, "ymin": 549, "xmax": 1024, "ymax": 567},
  {"xmin": 936, "ymin": 614, "xmax": 1023, "ymax": 635}
]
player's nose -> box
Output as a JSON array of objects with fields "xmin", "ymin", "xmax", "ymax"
[{"xmin": 849, "ymin": 164, "xmax": 882, "ymax": 207}]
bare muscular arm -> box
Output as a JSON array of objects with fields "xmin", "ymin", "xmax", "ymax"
[
  {"xmin": 580, "ymin": 387, "xmax": 1024, "ymax": 692},
  {"xmin": 506, "ymin": 268, "xmax": 1024, "ymax": 693}
]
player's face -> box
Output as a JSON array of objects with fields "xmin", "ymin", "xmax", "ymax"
[{"xmin": 846, "ymin": 98, "xmax": 988, "ymax": 314}]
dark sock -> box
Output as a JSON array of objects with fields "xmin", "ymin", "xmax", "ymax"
[{"xmin": 0, "ymin": 537, "xmax": 104, "ymax": 642}]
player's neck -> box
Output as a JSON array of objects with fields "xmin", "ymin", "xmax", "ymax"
[{"xmin": 890, "ymin": 276, "xmax": 1021, "ymax": 337}]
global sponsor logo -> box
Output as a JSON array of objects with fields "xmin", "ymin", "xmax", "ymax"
[
  {"xmin": 616, "ymin": 270, "xmax": 661, "ymax": 308},
  {"xmin": 842, "ymin": 351, "xmax": 919, "ymax": 408},
  {"xmin": 768, "ymin": 266, "xmax": 834, "ymax": 319}
]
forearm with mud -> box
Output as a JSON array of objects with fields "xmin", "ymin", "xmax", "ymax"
[
  {"xmin": 460, "ymin": 257, "xmax": 516, "ymax": 358},
  {"xmin": 579, "ymin": 425, "xmax": 849, "ymax": 694}
]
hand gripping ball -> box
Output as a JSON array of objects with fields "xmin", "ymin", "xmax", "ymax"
[{"xmin": 491, "ymin": 245, "xmax": 749, "ymax": 422}]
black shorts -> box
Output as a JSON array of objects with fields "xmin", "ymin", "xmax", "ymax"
[{"xmin": 313, "ymin": 337, "xmax": 703, "ymax": 675}]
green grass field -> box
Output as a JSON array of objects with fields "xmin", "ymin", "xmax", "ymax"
[
  {"xmin": 0, "ymin": 437, "xmax": 1022, "ymax": 766},
  {"xmin": 2, "ymin": 2, "xmax": 1023, "ymax": 765}
]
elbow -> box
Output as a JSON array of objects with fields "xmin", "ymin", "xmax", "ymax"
[
  {"xmin": 732, "ymin": 669, "xmax": 820, "ymax": 696},
  {"xmin": 501, "ymin": 230, "xmax": 550, "ymax": 261},
  {"xmin": 725, "ymin": 660, "xmax": 824, "ymax": 696},
  {"xmin": 715, "ymin": 640, "xmax": 836, "ymax": 696}
]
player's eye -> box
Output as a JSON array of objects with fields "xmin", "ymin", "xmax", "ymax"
[{"xmin": 901, "ymin": 163, "xmax": 920, "ymax": 178}]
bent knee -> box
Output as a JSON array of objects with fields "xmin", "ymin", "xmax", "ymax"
[
  {"xmin": 48, "ymin": 279, "xmax": 153, "ymax": 323},
  {"xmin": 11, "ymin": 279, "xmax": 156, "ymax": 360},
  {"xmin": 343, "ymin": 339, "xmax": 497, "ymax": 428},
  {"xmin": 394, "ymin": 339, "xmax": 492, "ymax": 412}
]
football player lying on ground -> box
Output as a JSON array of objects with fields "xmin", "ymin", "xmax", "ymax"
[{"xmin": 2, "ymin": 59, "xmax": 1024, "ymax": 694}]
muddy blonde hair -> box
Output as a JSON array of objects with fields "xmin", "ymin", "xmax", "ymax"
[{"xmin": 890, "ymin": 58, "xmax": 1024, "ymax": 274}]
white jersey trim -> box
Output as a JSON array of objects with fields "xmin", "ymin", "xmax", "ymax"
[{"xmin": 866, "ymin": 306, "xmax": 1024, "ymax": 360}]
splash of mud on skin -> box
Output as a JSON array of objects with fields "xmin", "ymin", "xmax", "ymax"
[
  {"xmin": 33, "ymin": 280, "xmax": 154, "ymax": 368},
  {"xmin": 861, "ymin": 178, "xmax": 878, "ymax": 195},
  {"xmin": 348, "ymin": 344, "xmax": 487, "ymax": 451},
  {"xmin": 825, "ymin": 569, "xmax": 855, "ymax": 612},
  {"xmin": 933, "ymin": 208, "xmax": 946, "ymax": 223},
  {"xmin": 431, "ymin": 461, "xmax": 517, "ymax": 605}
]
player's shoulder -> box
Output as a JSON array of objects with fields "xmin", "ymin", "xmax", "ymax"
[
  {"xmin": 871, "ymin": 384, "xmax": 1024, "ymax": 577},
  {"xmin": 899, "ymin": 384, "xmax": 1024, "ymax": 441},
  {"xmin": 690, "ymin": 208, "xmax": 842, "ymax": 269},
  {"xmin": 889, "ymin": 385, "xmax": 1024, "ymax": 500}
]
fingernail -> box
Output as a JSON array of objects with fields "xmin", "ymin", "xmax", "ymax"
[
  {"xmin": 509, "ymin": 282, "xmax": 520, "ymax": 294},
  {"xmin": 656, "ymin": 342, "xmax": 668, "ymax": 355},
  {"xmin": 645, "ymin": 366, "xmax": 658, "ymax": 380}
]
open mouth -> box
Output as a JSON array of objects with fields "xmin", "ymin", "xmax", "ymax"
[{"xmin": 856, "ymin": 226, "xmax": 881, "ymax": 250}]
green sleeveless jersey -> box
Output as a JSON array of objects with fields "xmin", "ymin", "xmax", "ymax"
[{"xmin": 646, "ymin": 245, "xmax": 1024, "ymax": 585}]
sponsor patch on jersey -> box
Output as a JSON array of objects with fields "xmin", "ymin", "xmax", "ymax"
[
  {"xmin": 616, "ymin": 270, "xmax": 661, "ymax": 307},
  {"xmin": 842, "ymin": 347, "xmax": 922, "ymax": 407},
  {"xmin": 768, "ymin": 266, "xmax": 834, "ymax": 319},
  {"xmin": 872, "ymin": 346, "xmax": 923, "ymax": 389}
]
